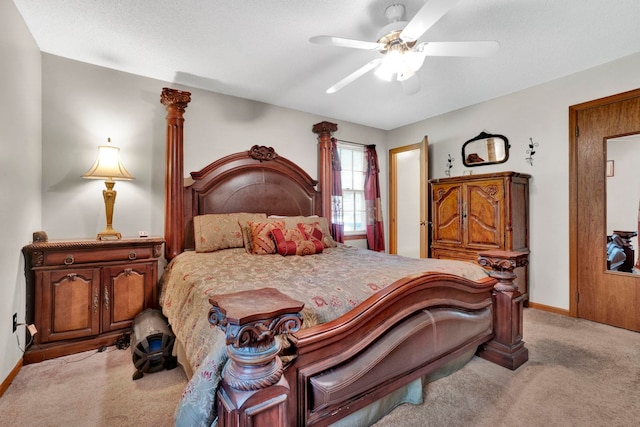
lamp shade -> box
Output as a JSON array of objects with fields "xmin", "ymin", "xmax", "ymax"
[{"xmin": 82, "ymin": 139, "xmax": 134, "ymax": 181}]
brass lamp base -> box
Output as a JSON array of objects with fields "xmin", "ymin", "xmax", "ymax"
[
  {"xmin": 97, "ymin": 226, "xmax": 122, "ymax": 241},
  {"xmin": 97, "ymin": 180, "xmax": 122, "ymax": 240}
]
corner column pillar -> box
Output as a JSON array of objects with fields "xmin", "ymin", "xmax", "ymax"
[
  {"xmin": 160, "ymin": 88, "xmax": 191, "ymax": 260},
  {"xmin": 312, "ymin": 121, "xmax": 338, "ymax": 221}
]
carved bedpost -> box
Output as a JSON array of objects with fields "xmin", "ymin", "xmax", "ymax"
[
  {"xmin": 209, "ymin": 288, "xmax": 304, "ymax": 427},
  {"xmin": 476, "ymin": 250, "xmax": 529, "ymax": 370},
  {"xmin": 312, "ymin": 121, "xmax": 338, "ymax": 221},
  {"xmin": 160, "ymin": 88, "xmax": 191, "ymax": 260}
]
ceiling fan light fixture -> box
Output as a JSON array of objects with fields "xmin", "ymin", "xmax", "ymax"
[
  {"xmin": 374, "ymin": 50, "xmax": 401, "ymax": 81},
  {"xmin": 404, "ymin": 50, "xmax": 426, "ymax": 72},
  {"xmin": 311, "ymin": 1, "xmax": 497, "ymax": 94},
  {"xmin": 396, "ymin": 62, "xmax": 415, "ymax": 82}
]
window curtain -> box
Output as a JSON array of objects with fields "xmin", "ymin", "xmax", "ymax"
[
  {"xmin": 330, "ymin": 138, "xmax": 344, "ymax": 243},
  {"xmin": 364, "ymin": 145, "xmax": 385, "ymax": 252}
]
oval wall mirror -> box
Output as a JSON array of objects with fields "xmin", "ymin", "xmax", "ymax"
[{"xmin": 462, "ymin": 131, "xmax": 510, "ymax": 167}]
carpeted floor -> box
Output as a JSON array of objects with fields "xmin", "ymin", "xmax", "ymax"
[
  {"xmin": 373, "ymin": 308, "xmax": 640, "ymax": 427},
  {"xmin": 1, "ymin": 308, "xmax": 639, "ymax": 426},
  {"xmin": 0, "ymin": 346, "xmax": 187, "ymax": 427}
]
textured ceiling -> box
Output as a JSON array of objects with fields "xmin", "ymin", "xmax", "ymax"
[{"xmin": 13, "ymin": 0, "xmax": 640, "ymax": 130}]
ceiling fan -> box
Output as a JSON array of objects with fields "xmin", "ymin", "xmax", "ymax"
[{"xmin": 310, "ymin": 0, "xmax": 499, "ymax": 95}]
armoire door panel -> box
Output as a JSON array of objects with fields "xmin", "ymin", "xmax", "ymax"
[
  {"xmin": 432, "ymin": 184, "xmax": 463, "ymax": 244},
  {"xmin": 466, "ymin": 180, "xmax": 504, "ymax": 248}
]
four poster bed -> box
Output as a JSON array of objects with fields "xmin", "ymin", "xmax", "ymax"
[{"xmin": 158, "ymin": 88, "xmax": 529, "ymax": 427}]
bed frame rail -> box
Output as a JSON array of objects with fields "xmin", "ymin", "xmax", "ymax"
[{"xmin": 209, "ymin": 250, "xmax": 528, "ymax": 427}]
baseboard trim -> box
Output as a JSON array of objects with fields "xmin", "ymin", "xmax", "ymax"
[
  {"xmin": 0, "ymin": 357, "xmax": 23, "ymax": 398},
  {"xmin": 527, "ymin": 301, "xmax": 570, "ymax": 316}
]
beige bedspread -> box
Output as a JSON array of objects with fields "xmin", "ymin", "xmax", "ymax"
[{"xmin": 160, "ymin": 245, "xmax": 489, "ymax": 427}]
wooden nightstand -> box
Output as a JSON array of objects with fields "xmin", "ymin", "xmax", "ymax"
[{"xmin": 22, "ymin": 237, "xmax": 164, "ymax": 363}]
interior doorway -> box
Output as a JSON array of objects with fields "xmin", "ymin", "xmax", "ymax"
[
  {"xmin": 388, "ymin": 137, "xmax": 428, "ymax": 258},
  {"xmin": 569, "ymin": 88, "xmax": 640, "ymax": 332}
]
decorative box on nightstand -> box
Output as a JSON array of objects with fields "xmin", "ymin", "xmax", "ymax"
[{"xmin": 22, "ymin": 237, "xmax": 164, "ymax": 363}]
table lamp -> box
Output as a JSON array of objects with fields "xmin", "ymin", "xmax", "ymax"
[{"xmin": 82, "ymin": 138, "xmax": 134, "ymax": 240}]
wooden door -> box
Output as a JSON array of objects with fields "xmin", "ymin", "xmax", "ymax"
[
  {"xmin": 389, "ymin": 138, "xmax": 428, "ymax": 257},
  {"xmin": 570, "ymin": 88, "xmax": 640, "ymax": 331}
]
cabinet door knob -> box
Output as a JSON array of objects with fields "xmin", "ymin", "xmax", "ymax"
[
  {"xmin": 64, "ymin": 254, "xmax": 75, "ymax": 265},
  {"xmin": 128, "ymin": 251, "xmax": 137, "ymax": 260}
]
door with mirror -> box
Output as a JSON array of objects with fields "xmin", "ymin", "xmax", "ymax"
[{"xmin": 571, "ymin": 89, "xmax": 640, "ymax": 332}]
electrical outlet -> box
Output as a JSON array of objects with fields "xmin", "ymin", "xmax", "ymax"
[{"xmin": 12, "ymin": 313, "xmax": 17, "ymax": 333}]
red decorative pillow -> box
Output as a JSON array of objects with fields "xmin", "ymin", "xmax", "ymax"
[
  {"xmin": 272, "ymin": 227, "xmax": 324, "ymax": 256},
  {"xmin": 248, "ymin": 220, "xmax": 285, "ymax": 254},
  {"xmin": 297, "ymin": 222, "xmax": 324, "ymax": 244}
]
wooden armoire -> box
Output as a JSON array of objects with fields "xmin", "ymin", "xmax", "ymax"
[{"xmin": 429, "ymin": 171, "xmax": 530, "ymax": 296}]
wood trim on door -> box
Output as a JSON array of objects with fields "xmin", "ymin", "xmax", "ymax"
[{"xmin": 388, "ymin": 137, "xmax": 428, "ymax": 257}]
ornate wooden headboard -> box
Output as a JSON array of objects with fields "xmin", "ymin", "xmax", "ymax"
[
  {"xmin": 160, "ymin": 87, "xmax": 337, "ymax": 259},
  {"xmin": 181, "ymin": 145, "xmax": 322, "ymax": 251}
]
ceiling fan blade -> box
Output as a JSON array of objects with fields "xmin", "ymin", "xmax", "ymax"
[
  {"xmin": 326, "ymin": 59, "xmax": 383, "ymax": 94},
  {"xmin": 400, "ymin": 73, "xmax": 421, "ymax": 95},
  {"xmin": 310, "ymin": 35, "xmax": 383, "ymax": 50},
  {"xmin": 417, "ymin": 41, "xmax": 500, "ymax": 57},
  {"xmin": 400, "ymin": 0, "xmax": 461, "ymax": 42}
]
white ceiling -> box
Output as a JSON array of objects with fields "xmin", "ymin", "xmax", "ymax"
[{"xmin": 13, "ymin": 0, "xmax": 640, "ymax": 130}]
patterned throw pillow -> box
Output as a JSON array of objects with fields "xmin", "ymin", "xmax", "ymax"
[
  {"xmin": 248, "ymin": 220, "xmax": 285, "ymax": 255},
  {"xmin": 271, "ymin": 227, "xmax": 324, "ymax": 256},
  {"xmin": 297, "ymin": 222, "xmax": 324, "ymax": 244},
  {"xmin": 233, "ymin": 213, "xmax": 268, "ymax": 252},
  {"xmin": 194, "ymin": 213, "xmax": 246, "ymax": 253},
  {"xmin": 268, "ymin": 215, "xmax": 337, "ymax": 248}
]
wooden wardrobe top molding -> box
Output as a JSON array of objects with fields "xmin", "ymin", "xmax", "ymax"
[{"xmin": 429, "ymin": 171, "xmax": 531, "ymax": 184}]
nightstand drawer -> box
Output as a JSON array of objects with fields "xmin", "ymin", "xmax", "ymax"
[{"xmin": 43, "ymin": 246, "xmax": 153, "ymax": 266}]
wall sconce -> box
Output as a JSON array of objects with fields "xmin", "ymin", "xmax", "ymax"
[
  {"xmin": 82, "ymin": 138, "xmax": 134, "ymax": 240},
  {"xmin": 445, "ymin": 154, "xmax": 454, "ymax": 176},
  {"xmin": 525, "ymin": 137, "xmax": 539, "ymax": 166}
]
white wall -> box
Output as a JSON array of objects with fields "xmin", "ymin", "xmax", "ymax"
[
  {"xmin": 388, "ymin": 51, "xmax": 640, "ymax": 310},
  {"xmin": 40, "ymin": 55, "xmax": 388, "ymax": 242},
  {"xmin": 0, "ymin": 1, "xmax": 42, "ymax": 384}
]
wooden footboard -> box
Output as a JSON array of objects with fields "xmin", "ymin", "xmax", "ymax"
[{"xmin": 209, "ymin": 250, "xmax": 528, "ymax": 427}]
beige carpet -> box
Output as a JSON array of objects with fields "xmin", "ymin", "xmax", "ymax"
[
  {"xmin": 0, "ymin": 346, "xmax": 187, "ymax": 427},
  {"xmin": 1, "ymin": 308, "xmax": 639, "ymax": 426},
  {"xmin": 374, "ymin": 308, "xmax": 640, "ymax": 427}
]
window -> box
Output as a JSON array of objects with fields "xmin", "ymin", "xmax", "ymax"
[{"xmin": 337, "ymin": 143, "xmax": 366, "ymax": 234}]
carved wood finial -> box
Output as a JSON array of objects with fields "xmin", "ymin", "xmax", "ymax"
[
  {"xmin": 312, "ymin": 121, "xmax": 338, "ymax": 136},
  {"xmin": 209, "ymin": 288, "xmax": 304, "ymax": 391},
  {"xmin": 248, "ymin": 145, "xmax": 278, "ymax": 162},
  {"xmin": 160, "ymin": 88, "xmax": 191, "ymax": 110},
  {"xmin": 478, "ymin": 250, "xmax": 529, "ymax": 292}
]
